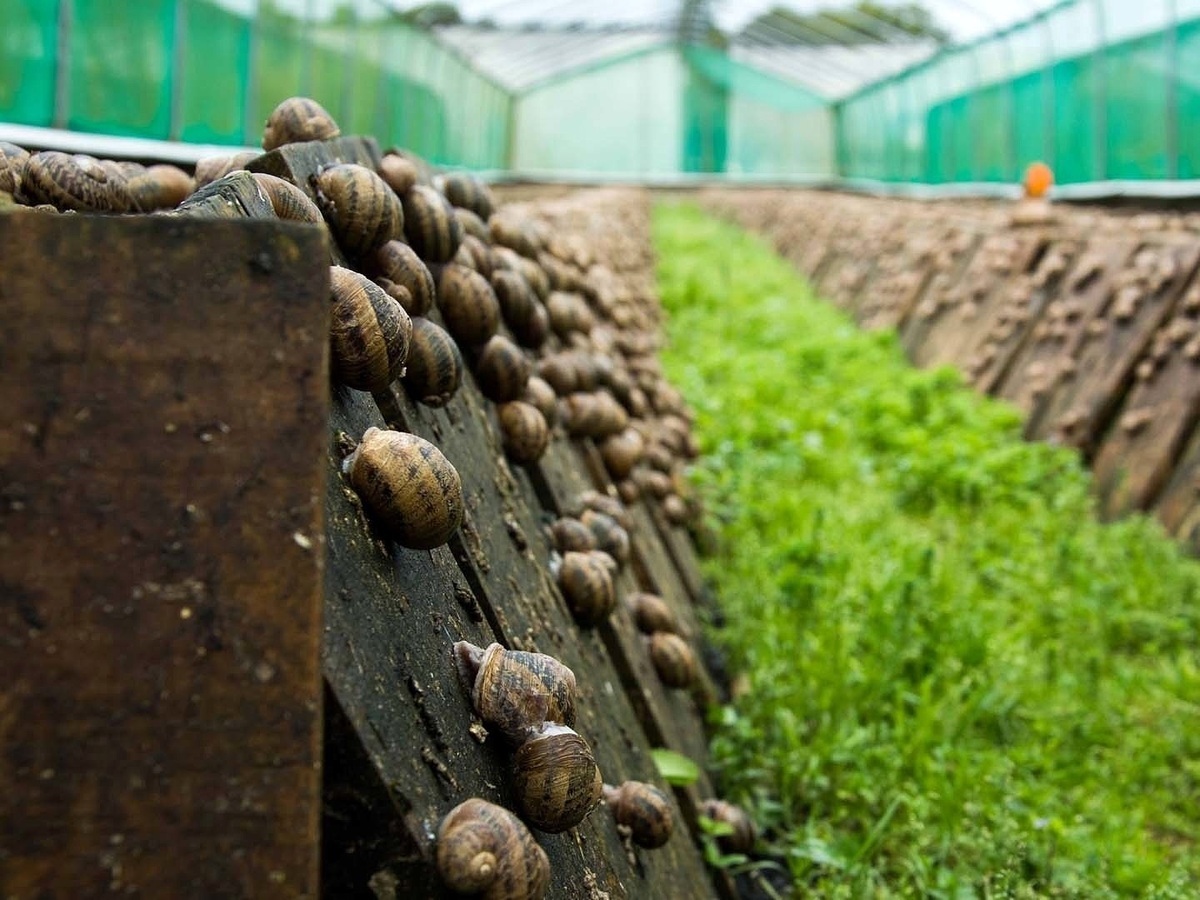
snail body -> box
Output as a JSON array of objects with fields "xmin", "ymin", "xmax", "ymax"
[
  {"xmin": 315, "ymin": 163, "xmax": 404, "ymax": 259},
  {"xmin": 497, "ymin": 402, "xmax": 550, "ymax": 465},
  {"xmin": 375, "ymin": 240, "xmax": 435, "ymax": 316},
  {"xmin": 344, "ymin": 427, "xmax": 463, "ymax": 549},
  {"xmin": 475, "ymin": 336, "xmax": 532, "ymax": 404},
  {"xmin": 557, "ymin": 551, "xmax": 616, "ymax": 626},
  {"xmin": 402, "ymin": 184, "xmax": 464, "ymax": 263},
  {"xmin": 436, "ymin": 798, "xmax": 549, "ymax": 900},
  {"xmin": 454, "ymin": 641, "xmax": 576, "ymax": 742},
  {"xmin": 603, "ymin": 782, "xmax": 674, "ymax": 849},
  {"xmin": 513, "ymin": 723, "xmax": 603, "ymax": 833},
  {"xmin": 329, "ymin": 266, "xmax": 411, "ymax": 394},
  {"xmin": 648, "ymin": 632, "xmax": 696, "ymax": 689},
  {"xmin": 126, "ymin": 164, "xmax": 194, "ymax": 211},
  {"xmin": 262, "ymin": 96, "xmax": 340, "ymax": 150},
  {"xmin": 402, "ymin": 317, "xmax": 464, "ymax": 407}
]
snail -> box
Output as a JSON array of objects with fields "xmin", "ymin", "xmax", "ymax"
[
  {"xmin": 546, "ymin": 292, "xmax": 596, "ymax": 338},
  {"xmin": 375, "ymin": 240, "xmax": 436, "ymax": 316},
  {"xmin": 512, "ymin": 723, "xmax": 603, "ymax": 833},
  {"xmin": 377, "ymin": 152, "xmax": 419, "ymax": 195},
  {"xmin": 661, "ymin": 494, "xmax": 689, "ymax": 526},
  {"xmin": 599, "ymin": 428, "xmax": 645, "ymax": 480},
  {"xmin": 193, "ymin": 150, "xmax": 258, "ymax": 189},
  {"xmin": 490, "ymin": 216, "xmax": 541, "ymax": 260},
  {"xmin": 633, "ymin": 467, "xmax": 674, "ymax": 500},
  {"xmin": 561, "ymin": 393, "xmax": 628, "ymax": 439},
  {"xmin": 577, "ymin": 491, "xmax": 633, "ymax": 532},
  {"xmin": 402, "ymin": 317, "xmax": 464, "ymax": 407},
  {"xmin": 615, "ymin": 479, "xmax": 640, "ymax": 505},
  {"xmin": 456, "ymin": 207, "xmax": 491, "ymax": 243},
  {"xmin": 700, "ymin": 800, "xmax": 757, "ymax": 854},
  {"xmin": 0, "ymin": 141, "xmax": 29, "ymax": 196},
  {"xmin": 314, "ymin": 163, "xmax": 404, "ymax": 259},
  {"xmin": 438, "ymin": 171, "xmax": 496, "ymax": 221},
  {"xmin": 251, "ymin": 172, "xmax": 323, "ymax": 224},
  {"xmin": 497, "ymin": 402, "xmax": 550, "ymax": 465},
  {"xmin": 343, "ymin": 427, "xmax": 463, "ymax": 549},
  {"xmin": 456, "ymin": 234, "xmax": 494, "ymax": 280},
  {"xmin": 436, "ymin": 798, "xmax": 549, "ymax": 900},
  {"xmin": 491, "ymin": 270, "xmax": 549, "ymax": 349},
  {"xmin": 648, "ymin": 632, "xmax": 696, "ymax": 689},
  {"xmin": 581, "ymin": 511, "xmax": 629, "ymax": 567},
  {"xmin": 642, "ymin": 443, "xmax": 674, "ymax": 474},
  {"xmin": 453, "ymin": 641, "xmax": 576, "ymax": 742},
  {"xmin": 557, "ymin": 551, "xmax": 616, "ymax": 626},
  {"xmin": 262, "ymin": 96, "xmax": 340, "ymax": 150},
  {"xmin": 22, "ymin": 151, "xmax": 135, "ymax": 213},
  {"xmin": 124, "ymin": 164, "xmax": 194, "ymax": 211},
  {"xmin": 515, "ymin": 255, "xmax": 551, "ymax": 302},
  {"xmin": 549, "ymin": 518, "xmax": 596, "ymax": 554},
  {"xmin": 538, "ymin": 252, "xmax": 582, "ymax": 294},
  {"xmin": 536, "ymin": 354, "xmax": 581, "ymax": 396},
  {"xmin": 475, "ymin": 336, "xmax": 532, "ymax": 404},
  {"xmin": 626, "ymin": 593, "xmax": 678, "ymax": 636},
  {"xmin": 522, "ymin": 377, "xmax": 558, "ymax": 427},
  {"xmin": 437, "ymin": 264, "xmax": 501, "ymax": 348},
  {"xmin": 603, "ymin": 781, "xmax": 674, "ymax": 849},
  {"xmin": 401, "ymin": 184, "xmax": 464, "ymax": 264},
  {"xmin": 329, "ymin": 266, "xmax": 412, "ymax": 394}
]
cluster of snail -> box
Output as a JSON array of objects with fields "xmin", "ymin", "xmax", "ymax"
[
  {"xmin": 626, "ymin": 592, "xmax": 698, "ymax": 690},
  {"xmin": 547, "ymin": 491, "xmax": 634, "ymax": 627}
]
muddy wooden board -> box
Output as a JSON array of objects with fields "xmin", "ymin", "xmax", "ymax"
[
  {"xmin": 1153, "ymin": 415, "xmax": 1200, "ymax": 550},
  {"xmin": 993, "ymin": 240, "xmax": 1139, "ymax": 425},
  {"xmin": 1028, "ymin": 241, "xmax": 1200, "ymax": 458},
  {"xmin": 899, "ymin": 231, "xmax": 985, "ymax": 362},
  {"xmin": 0, "ymin": 215, "xmax": 329, "ymax": 897},
  {"xmin": 1092, "ymin": 277, "xmax": 1200, "ymax": 518}
]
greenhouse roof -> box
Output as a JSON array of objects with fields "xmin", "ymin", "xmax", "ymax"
[{"xmin": 729, "ymin": 41, "xmax": 939, "ymax": 100}]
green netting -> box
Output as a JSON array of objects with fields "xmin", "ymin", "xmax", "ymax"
[
  {"xmin": 68, "ymin": 0, "xmax": 173, "ymax": 138},
  {"xmin": 1105, "ymin": 30, "xmax": 1169, "ymax": 179},
  {"xmin": 0, "ymin": 0, "xmax": 58, "ymax": 127},
  {"xmin": 180, "ymin": 0, "xmax": 250, "ymax": 144},
  {"xmin": 1050, "ymin": 56, "xmax": 1098, "ymax": 184},
  {"xmin": 1012, "ymin": 69, "xmax": 1051, "ymax": 177},
  {"xmin": 1177, "ymin": 18, "xmax": 1200, "ymax": 179}
]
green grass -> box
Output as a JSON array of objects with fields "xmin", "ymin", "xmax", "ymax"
[{"xmin": 652, "ymin": 203, "xmax": 1200, "ymax": 898}]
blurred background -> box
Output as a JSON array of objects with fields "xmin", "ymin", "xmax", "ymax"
[{"xmin": 0, "ymin": 0, "xmax": 1194, "ymax": 188}]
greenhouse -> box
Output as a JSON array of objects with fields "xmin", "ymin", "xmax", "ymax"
[{"xmin": 2, "ymin": 1, "xmax": 1199, "ymax": 898}]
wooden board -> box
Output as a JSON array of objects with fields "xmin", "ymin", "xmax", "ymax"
[
  {"xmin": 1154, "ymin": 416, "xmax": 1200, "ymax": 551},
  {"xmin": 899, "ymin": 231, "xmax": 985, "ymax": 362},
  {"xmin": 0, "ymin": 214, "xmax": 330, "ymax": 897}
]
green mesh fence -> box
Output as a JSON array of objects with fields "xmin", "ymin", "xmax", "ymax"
[
  {"xmin": 0, "ymin": 0, "xmax": 58, "ymax": 128},
  {"xmin": 181, "ymin": 0, "xmax": 250, "ymax": 144}
]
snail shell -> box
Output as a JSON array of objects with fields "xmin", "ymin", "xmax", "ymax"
[
  {"xmin": 577, "ymin": 490, "xmax": 633, "ymax": 532},
  {"xmin": 124, "ymin": 164, "xmax": 194, "ymax": 211},
  {"xmin": 251, "ymin": 172, "xmax": 323, "ymax": 224},
  {"xmin": 581, "ymin": 511, "xmax": 629, "ymax": 567},
  {"xmin": 436, "ymin": 264, "xmax": 501, "ymax": 348},
  {"xmin": 648, "ymin": 632, "xmax": 696, "ymax": 689},
  {"xmin": 634, "ymin": 467, "xmax": 674, "ymax": 500},
  {"xmin": 550, "ymin": 518, "xmax": 597, "ymax": 553},
  {"xmin": 402, "ymin": 317, "xmax": 464, "ymax": 407},
  {"xmin": 515, "ymin": 256, "xmax": 551, "ymax": 302},
  {"xmin": 497, "ymin": 402, "xmax": 550, "ymax": 465},
  {"xmin": 603, "ymin": 782, "xmax": 674, "ymax": 849},
  {"xmin": 454, "ymin": 641, "xmax": 576, "ymax": 742},
  {"xmin": 490, "ymin": 216, "xmax": 541, "ymax": 260},
  {"xmin": 314, "ymin": 163, "xmax": 404, "ymax": 259},
  {"xmin": 329, "ymin": 266, "xmax": 412, "ymax": 393},
  {"xmin": 377, "ymin": 152, "xmax": 419, "ymax": 195},
  {"xmin": 661, "ymin": 494, "xmax": 689, "ymax": 526},
  {"xmin": 522, "ymin": 377, "xmax": 558, "ymax": 427},
  {"xmin": 643, "ymin": 443, "xmax": 674, "ymax": 474},
  {"xmin": 536, "ymin": 354, "xmax": 580, "ymax": 396},
  {"xmin": 700, "ymin": 800, "xmax": 756, "ymax": 855},
  {"xmin": 538, "ymin": 252, "xmax": 582, "ymax": 293},
  {"xmin": 401, "ymin": 184, "xmax": 464, "ymax": 264},
  {"xmin": 626, "ymin": 593, "xmax": 677, "ymax": 636},
  {"xmin": 546, "ymin": 292, "xmax": 596, "ymax": 337},
  {"xmin": 491, "ymin": 270, "xmax": 549, "ymax": 349},
  {"xmin": 375, "ymin": 240, "xmax": 435, "ymax": 316},
  {"xmin": 513, "ymin": 723, "xmax": 603, "ymax": 833},
  {"xmin": 194, "ymin": 151, "xmax": 258, "ymax": 188},
  {"xmin": 456, "ymin": 234, "xmax": 494, "ymax": 280},
  {"xmin": 475, "ymin": 336, "xmax": 532, "ymax": 404},
  {"xmin": 600, "ymin": 428, "xmax": 645, "ymax": 480},
  {"xmin": 616, "ymin": 479, "xmax": 640, "ymax": 505},
  {"xmin": 456, "ymin": 207, "xmax": 491, "ymax": 242},
  {"xmin": 0, "ymin": 142, "xmax": 29, "ymax": 196},
  {"xmin": 557, "ymin": 551, "xmax": 616, "ymax": 626},
  {"xmin": 436, "ymin": 798, "xmax": 549, "ymax": 900},
  {"xmin": 438, "ymin": 171, "xmax": 496, "ymax": 221},
  {"xmin": 23, "ymin": 151, "xmax": 135, "ymax": 212},
  {"xmin": 262, "ymin": 96, "xmax": 340, "ymax": 150},
  {"xmin": 344, "ymin": 427, "xmax": 463, "ymax": 549}
]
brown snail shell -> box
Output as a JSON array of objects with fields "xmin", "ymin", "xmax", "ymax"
[
  {"xmin": 557, "ymin": 551, "xmax": 616, "ymax": 626},
  {"xmin": 402, "ymin": 317, "xmax": 464, "ymax": 407},
  {"xmin": 378, "ymin": 152, "xmax": 419, "ymax": 195},
  {"xmin": 600, "ymin": 428, "xmax": 645, "ymax": 480},
  {"xmin": 490, "ymin": 216, "xmax": 540, "ymax": 259},
  {"xmin": 436, "ymin": 798, "xmax": 549, "ymax": 900},
  {"xmin": 344, "ymin": 427, "xmax": 463, "ymax": 549},
  {"xmin": 438, "ymin": 171, "xmax": 496, "ymax": 221},
  {"xmin": 536, "ymin": 354, "xmax": 580, "ymax": 396},
  {"xmin": 375, "ymin": 240, "xmax": 435, "ymax": 316},
  {"xmin": 401, "ymin": 184, "xmax": 464, "ymax": 264},
  {"xmin": 454, "ymin": 641, "xmax": 576, "ymax": 742},
  {"xmin": 661, "ymin": 494, "xmax": 689, "ymax": 526},
  {"xmin": 546, "ymin": 292, "xmax": 596, "ymax": 338},
  {"xmin": 603, "ymin": 782, "xmax": 674, "ymax": 849},
  {"xmin": 455, "ymin": 234, "xmax": 494, "ymax": 279},
  {"xmin": 538, "ymin": 252, "xmax": 582, "ymax": 293},
  {"xmin": 513, "ymin": 723, "xmax": 603, "ymax": 833},
  {"xmin": 497, "ymin": 402, "xmax": 550, "ymax": 465},
  {"xmin": 315, "ymin": 163, "xmax": 404, "ymax": 259},
  {"xmin": 125, "ymin": 164, "xmax": 194, "ymax": 211},
  {"xmin": 194, "ymin": 151, "xmax": 258, "ymax": 188},
  {"xmin": 437, "ymin": 264, "xmax": 501, "ymax": 348},
  {"xmin": 251, "ymin": 172, "xmax": 323, "ymax": 224},
  {"xmin": 581, "ymin": 511, "xmax": 629, "ymax": 567},
  {"xmin": 262, "ymin": 96, "xmax": 340, "ymax": 150},
  {"xmin": 0, "ymin": 142, "xmax": 29, "ymax": 196},
  {"xmin": 22, "ymin": 151, "xmax": 135, "ymax": 212},
  {"xmin": 643, "ymin": 443, "xmax": 674, "ymax": 474},
  {"xmin": 515, "ymin": 256, "xmax": 551, "ymax": 302},
  {"xmin": 616, "ymin": 479, "xmax": 640, "ymax": 505},
  {"xmin": 634, "ymin": 467, "xmax": 674, "ymax": 500},
  {"xmin": 648, "ymin": 632, "xmax": 696, "ymax": 689},
  {"xmin": 577, "ymin": 490, "xmax": 633, "ymax": 532},
  {"xmin": 522, "ymin": 377, "xmax": 558, "ymax": 427},
  {"xmin": 700, "ymin": 800, "xmax": 757, "ymax": 854},
  {"xmin": 550, "ymin": 518, "xmax": 597, "ymax": 553},
  {"xmin": 491, "ymin": 270, "xmax": 549, "ymax": 349},
  {"xmin": 329, "ymin": 266, "xmax": 412, "ymax": 393},
  {"xmin": 475, "ymin": 336, "xmax": 532, "ymax": 403},
  {"xmin": 626, "ymin": 593, "xmax": 677, "ymax": 636},
  {"xmin": 456, "ymin": 206, "xmax": 491, "ymax": 242}
]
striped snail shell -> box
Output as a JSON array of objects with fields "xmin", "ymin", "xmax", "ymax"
[
  {"xmin": 634, "ymin": 467, "xmax": 674, "ymax": 500},
  {"xmin": 436, "ymin": 264, "xmax": 501, "ymax": 348},
  {"xmin": 581, "ymin": 510, "xmax": 629, "ymax": 567},
  {"xmin": 193, "ymin": 151, "xmax": 258, "ymax": 189},
  {"xmin": 536, "ymin": 354, "xmax": 580, "ymax": 396},
  {"xmin": 123, "ymin": 164, "xmax": 194, "ymax": 211},
  {"xmin": 626, "ymin": 593, "xmax": 678, "ymax": 636},
  {"xmin": 497, "ymin": 402, "xmax": 550, "ymax": 465},
  {"xmin": 522, "ymin": 376, "xmax": 558, "ymax": 427},
  {"xmin": 344, "ymin": 427, "xmax": 463, "ymax": 549},
  {"xmin": 490, "ymin": 216, "xmax": 541, "ymax": 260},
  {"xmin": 314, "ymin": 163, "xmax": 404, "ymax": 259},
  {"xmin": 401, "ymin": 184, "xmax": 463, "ymax": 264},
  {"xmin": 513, "ymin": 723, "xmax": 603, "ymax": 833},
  {"xmin": 648, "ymin": 632, "xmax": 696, "ymax": 689},
  {"xmin": 603, "ymin": 782, "xmax": 674, "ymax": 849},
  {"xmin": 700, "ymin": 800, "xmax": 757, "ymax": 855},
  {"xmin": 453, "ymin": 641, "xmax": 577, "ymax": 742},
  {"xmin": 456, "ymin": 206, "xmax": 491, "ymax": 242},
  {"xmin": 329, "ymin": 266, "xmax": 412, "ymax": 394},
  {"xmin": 377, "ymin": 152, "xmax": 419, "ymax": 195},
  {"xmin": 643, "ymin": 442, "xmax": 675, "ymax": 474},
  {"xmin": 251, "ymin": 173, "xmax": 323, "ymax": 224},
  {"xmin": 22, "ymin": 151, "xmax": 135, "ymax": 213},
  {"xmin": 375, "ymin": 240, "xmax": 435, "ymax": 316},
  {"xmin": 436, "ymin": 798, "xmax": 550, "ymax": 900},
  {"xmin": 437, "ymin": 171, "xmax": 496, "ymax": 221},
  {"xmin": 262, "ymin": 96, "xmax": 340, "ymax": 150},
  {"xmin": 600, "ymin": 428, "xmax": 645, "ymax": 480},
  {"xmin": 546, "ymin": 292, "xmax": 596, "ymax": 338},
  {"xmin": 577, "ymin": 490, "xmax": 633, "ymax": 532},
  {"xmin": 550, "ymin": 518, "xmax": 596, "ymax": 554},
  {"xmin": 515, "ymin": 255, "xmax": 551, "ymax": 302},
  {"xmin": 538, "ymin": 251, "xmax": 583, "ymax": 294},
  {"xmin": 557, "ymin": 551, "xmax": 616, "ymax": 627},
  {"xmin": 475, "ymin": 336, "xmax": 532, "ymax": 404},
  {"xmin": 455, "ymin": 234, "xmax": 494, "ymax": 280},
  {"xmin": 491, "ymin": 269, "xmax": 549, "ymax": 349},
  {"xmin": 402, "ymin": 317, "xmax": 464, "ymax": 407},
  {"xmin": 0, "ymin": 142, "xmax": 29, "ymax": 196}
]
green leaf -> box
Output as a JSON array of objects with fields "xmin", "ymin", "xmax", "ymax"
[{"xmin": 650, "ymin": 748, "xmax": 701, "ymax": 786}]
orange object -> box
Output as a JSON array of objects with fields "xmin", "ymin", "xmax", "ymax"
[{"xmin": 1023, "ymin": 161, "xmax": 1054, "ymax": 198}]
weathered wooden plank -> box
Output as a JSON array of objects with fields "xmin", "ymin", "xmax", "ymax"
[
  {"xmin": 0, "ymin": 214, "xmax": 329, "ymax": 897},
  {"xmin": 1154, "ymin": 418, "xmax": 1200, "ymax": 551},
  {"xmin": 899, "ymin": 230, "xmax": 985, "ymax": 362}
]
